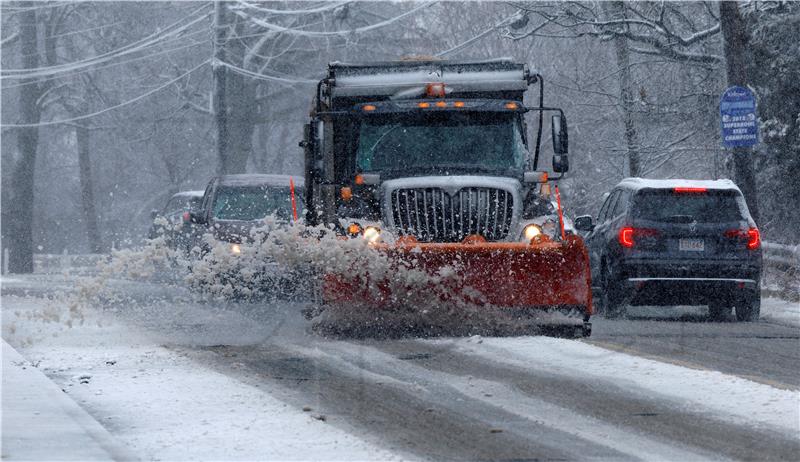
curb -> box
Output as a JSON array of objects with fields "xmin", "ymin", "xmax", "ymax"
[{"xmin": 2, "ymin": 340, "xmax": 137, "ymax": 461}]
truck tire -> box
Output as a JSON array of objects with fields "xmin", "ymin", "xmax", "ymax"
[
  {"xmin": 601, "ymin": 264, "xmax": 627, "ymax": 319},
  {"xmin": 735, "ymin": 292, "xmax": 761, "ymax": 322},
  {"xmin": 708, "ymin": 301, "xmax": 730, "ymax": 321}
]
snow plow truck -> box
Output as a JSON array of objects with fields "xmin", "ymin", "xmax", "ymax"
[{"xmin": 301, "ymin": 58, "xmax": 592, "ymax": 336}]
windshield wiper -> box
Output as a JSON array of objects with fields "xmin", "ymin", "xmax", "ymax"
[
  {"xmin": 378, "ymin": 164, "xmax": 517, "ymax": 176},
  {"xmin": 365, "ymin": 123, "xmax": 402, "ymax": 157}
]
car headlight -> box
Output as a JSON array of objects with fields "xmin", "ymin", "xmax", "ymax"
[
  {"xmin": 523, "ymin": 224, "xmax": 542, "ymax": 241},
  {"xmin": 230, "ymin": 243, "xmax": 241, "ymax": 254},
  {"xmin": 363, "ymin": 226, "xmax": 381, "ymax": 243}
]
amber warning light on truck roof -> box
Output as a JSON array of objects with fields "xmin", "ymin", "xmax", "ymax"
[{"xmin": 426, "ymin": 83, "xmax": 446, "ymax": 97}]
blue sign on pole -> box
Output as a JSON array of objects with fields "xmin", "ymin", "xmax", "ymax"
[{"xmin": 720, "ymin": 86, "xmax": 758, "ymax": 148}]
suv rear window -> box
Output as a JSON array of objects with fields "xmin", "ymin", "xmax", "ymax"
[{"xmin": 631, "ymin": 190, "xmax": 744, "ymax": 223}]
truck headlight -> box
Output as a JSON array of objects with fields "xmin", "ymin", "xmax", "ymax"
[
  {"xmin": 523, "ymin": 224, "xmax": 542, "ymax": 240},
  {"xmin": 230, "ymin": 243, "xmax": 241, "ymax": 255},
  {"xmin": 363, "ymin": 226, "xmax": 381, "ymax": 243}
]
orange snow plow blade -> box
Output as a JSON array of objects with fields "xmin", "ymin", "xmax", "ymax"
[{"xmin": 323, "ymin": 235, "xmax": 593, "ymax": 318}]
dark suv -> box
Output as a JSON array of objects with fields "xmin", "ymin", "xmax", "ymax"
[
  {"xmin": 192, "ymin": 174, "xmax": 304, "ymax": 249},
  {"xmin": 575, "ymin": 178, "xmax": 762, "ymax": 321}
]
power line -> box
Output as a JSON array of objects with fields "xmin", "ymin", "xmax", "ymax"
[
  {"xmin": 231, "ymin": 2, "xmax": 432, "ymax": 38},
  {"xmin": 1, "ymin": 3, "xmax": 212, "ymax": 79},
  {"xmin": 1, "ymin": 60, "xmax": 209, "ymax": 128},
  {"xmin": 2, "ymin": 36, "xmax": 209, "ymax": 90},
  {"xmin": 436, "ymin": 11, "xmax": 522, "ymax": 57},
  {"xmin": 0, "ymin": 2, "xmax": 71, "ymax": 12},
  {"xmin": 232, "ymin": 1, "xmax": 350, "ymax": 16},
  {"xmin": 217, "ymin": 60, "xmax": 316, "ymax": 85},
  {"xmin": 45, "ymin": 20, "xmax": 126, "ymax": 40}
]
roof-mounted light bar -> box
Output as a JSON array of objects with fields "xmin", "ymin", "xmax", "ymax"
[
  {"xmin": 426, "ymin": 82, "xmax": 446, "ymax": 98},
  {"xmin": 358, "ymin": 99, "xmax": 524, "ymax": 113}
]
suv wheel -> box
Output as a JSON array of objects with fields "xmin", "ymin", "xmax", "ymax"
[
  {"xmin": 601, "ymin": 264, "xmax": 627, "ymax": 319},
  {"xmin": 735, "ymin": 292, "xmax": 761, "ymax": 322},
  {"xmin": 708, "ymin": 301, "xmax": 730, "ymax": 321}
]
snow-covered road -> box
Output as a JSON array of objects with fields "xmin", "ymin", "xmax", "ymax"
[{"xmin": 2, "ymin": 274, "xmax": 799, "ymax": 461}]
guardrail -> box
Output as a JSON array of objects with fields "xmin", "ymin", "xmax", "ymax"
[
  {"xmin": 762, "ymin": 241, "xmax": 800, "ymax": 301},
  {"xmin": 31, "ymin": 252, "xmax": 108, "ymax": 275}
]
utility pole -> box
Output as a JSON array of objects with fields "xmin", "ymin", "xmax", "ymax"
[
  {"xmin": 719, "ymin": 1, "xmax": 760, "ymax": 224},
  {"xmin": 213, "ymin": 1, "xmax": 230, "ymax": 175}
]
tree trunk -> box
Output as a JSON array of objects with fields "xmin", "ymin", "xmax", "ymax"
[
  {"xmin": 604, "ymin": 1, "xmax": 641, "ymax": 177},
  {"xmin": 719, "ymin": 2, "xmax": 760, "ymax": 225},
  {"xmin": 76, "ymin": 125, "xmax": 102, "ymax": 253},
  {"xmin": 8, "ymin": 5, "xmax": 41, "ymax": 273}
]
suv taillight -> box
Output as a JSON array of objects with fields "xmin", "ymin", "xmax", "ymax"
[
  {"xmin": 724, "ymin": 227, "xmax": 760, "ymax": 250},
  {"xmin": 747, "ymin": 228, "xmax": 760, "ymax": 249},
  {"xmin": 619, "ymin": 227, "xmax": 659, "ymax": 248},
  {"xmin": 673, "ymin": 187, "xmax": 707, "ymax": 193}
]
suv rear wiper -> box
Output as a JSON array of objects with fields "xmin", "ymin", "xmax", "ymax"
[{"xmin": 666, "ymin": 215, "xmax": 694, "ymax": 223}]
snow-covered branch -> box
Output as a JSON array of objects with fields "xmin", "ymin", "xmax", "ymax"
[{"xmin": 229, "ymin": 2, "xmax": 432, "ymax": 38}]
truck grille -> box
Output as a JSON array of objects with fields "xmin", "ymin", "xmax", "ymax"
[{"xmin": 390, "ymin": 187, "xmax": 514, "ymax": 242}]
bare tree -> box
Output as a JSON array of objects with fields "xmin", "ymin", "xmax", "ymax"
[
  {"xmin": 508, "ymin": 2, "xmax": 722, "ymax": 65},
  {"xmin": 720, "ymin": 1, "xmax": 759, "ymax": 224},
  {"xmin": 602, "ymin": 1, "xmax": 641, "ymax": 177}
]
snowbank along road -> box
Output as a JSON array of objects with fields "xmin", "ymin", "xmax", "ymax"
[{"xmin": 2, "ymin": 274, "xmax": 799, "ymax": 461}]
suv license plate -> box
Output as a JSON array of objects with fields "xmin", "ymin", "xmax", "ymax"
[{"xmin": 679, "ymin": 238, "xmax": 705, "ymax": 252}]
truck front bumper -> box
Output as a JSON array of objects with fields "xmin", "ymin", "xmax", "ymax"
[{"xmin": 322, "ymin": 235, "xmax": 593, "ymax": 317}]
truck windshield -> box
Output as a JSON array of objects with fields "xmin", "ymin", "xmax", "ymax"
[
  {"xmin": 356, "ymin": 112, "xmax": 526, "ymax": 174},
  {"xmin": 212, "ymin": 186, "xmax": 302, "ymax": 221}
]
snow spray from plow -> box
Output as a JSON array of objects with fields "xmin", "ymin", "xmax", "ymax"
[{"xmin": 61, "ymin": 218, "xmax": 592, "ymax": 338}]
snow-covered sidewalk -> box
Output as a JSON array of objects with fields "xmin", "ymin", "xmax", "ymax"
[{"xmin": 2, "ymin": 339, "xmax": 132, "ymax": 461}]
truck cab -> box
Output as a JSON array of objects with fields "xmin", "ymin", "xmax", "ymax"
[{"xmin": 302, "ymin": 59, "xmax": 569, "ymax": 243}]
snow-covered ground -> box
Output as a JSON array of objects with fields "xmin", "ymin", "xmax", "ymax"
[
  {"xmin": 1, "ymin": 293, "xmax": 404, "ymax": 461},
  {"xmin": 438, "ymin": 335, "xmax": 799, "ymax": 435},
  {"xmin": 761, "ymin": 296, "xmax": 800, "ymax": 327},
  {"xmin": 3, "ymin": 272, "xmax": 799, "ymax": 461}
]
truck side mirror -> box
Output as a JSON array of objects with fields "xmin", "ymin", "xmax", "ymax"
[
  {"xmin": 190, "ymin": 211, "xmax": 206, "ymax": 225},
  {"xmin": 523, "ymin": 171, "xmax": 548, "ymax": 184},
  {"xmin": 150, "ymin": 209, "xmax": 159, "ymax": 220},
  {"xmin": 551, "ymin": 114, "xmax": 569, "ymax": 173},
  {"xmin": 574, "ymin": 215, "xmax": 594, "ymax": 232}
]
